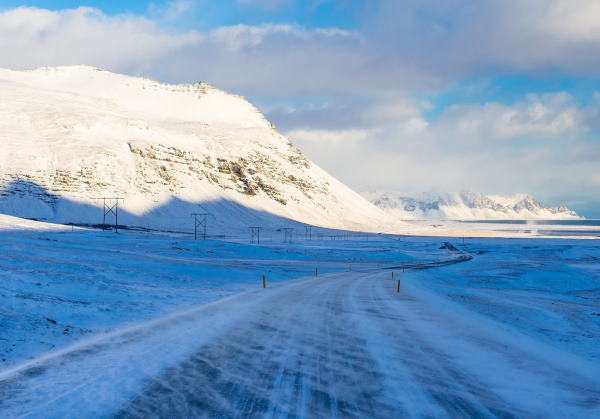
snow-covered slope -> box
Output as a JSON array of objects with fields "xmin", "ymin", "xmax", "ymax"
[
  {"xmin": 365, "ymin": 191, "xmax": 581, "ymax": 220},
  {"xmin": 0, "ymin": 66, "xmax": 394, "ymax": 232}
]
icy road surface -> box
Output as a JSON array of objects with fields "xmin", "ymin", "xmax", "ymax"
[{"xmin": 1, "ymin": 249, "xmax": 598, "ymax": 418}]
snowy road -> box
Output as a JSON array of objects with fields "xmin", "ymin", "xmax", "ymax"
[
  {"xmin": 116, "ymin": 260, "xmax": 599, "ymax": 418},
  {"xmin": 1, "ymin": 252, "xmax": 599, "ymax": 418}
]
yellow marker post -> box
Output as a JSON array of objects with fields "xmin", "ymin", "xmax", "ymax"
[
  {"xmin": 397, "ymin": 279, "xmax": 401, "ymax": 293},
  {"xmin": 262, "ymin": 275, "xmax": 266, "ymax": 288},
  {"xmin": 392, "ymin": 271, "xmax": 395, "ymax": 280}
]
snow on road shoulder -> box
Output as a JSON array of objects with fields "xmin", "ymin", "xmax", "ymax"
[
  {"xmin": 0, "ymin": 284, "xmax": 298, "ymax": 417},
  {"xmin": 401, "ymin": 238, "xmax": 600, "ymax": 363}
]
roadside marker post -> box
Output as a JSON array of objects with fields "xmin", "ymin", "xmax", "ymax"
[
  {"xmin": 392, "ymin": 271, "xmax": 395, "ymax": 280},
  {"xmin": 397, "ymin": 279, "xmax": 401, "ymax": 293},
  {"xmin": 315, "ymin": 268, "xmax": 319, "ymax": 276},
  {"xmin": 262, "ymin": 275, "xmax": 266, "ymax": 288}
]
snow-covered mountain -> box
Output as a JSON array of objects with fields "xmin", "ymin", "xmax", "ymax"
[
  {"xmin": 0, "ymin": 66, "xmax": 395, "ymax": 233},
  {"xmin": 365, "ymin": 191, "xmax": 581, "ymax": 220}
]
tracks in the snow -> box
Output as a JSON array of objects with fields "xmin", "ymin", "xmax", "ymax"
[
  {"xmin": 116, "ymin": 252, "xmax": 483, "ymax": 418},
  {"xmin": 2, "ymin": 247, "xmax": 598, "ymax": 418}
]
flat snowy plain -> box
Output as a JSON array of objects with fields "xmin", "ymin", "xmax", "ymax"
[{"xmin": 0, "ymin": 216, "xmax": 598, "ymax": 418}]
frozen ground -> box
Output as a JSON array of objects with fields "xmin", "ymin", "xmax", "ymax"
[{"xmin": 0, "ymin": 219, "xmax": 598, "ymax": 417}]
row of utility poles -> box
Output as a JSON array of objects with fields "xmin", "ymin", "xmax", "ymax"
[
  {"xmin": 247, "ymin": 225, "xmax": 370, "ymax": 244},
  {"xmin": 89, "ymin": 198, "xmax": 212, "ymax": 240},
  {"xmin": 89, "ymin": 199, "xmax": 366, "ymax": 245},
  {"xmin": 248, "ymin": 227, "xmax": 297, "ymax": 244}
]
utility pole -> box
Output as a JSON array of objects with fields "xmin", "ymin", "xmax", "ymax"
[
  {"xmin": 304, "ymin": 225, "xmax": 313, "ymax": 241},
  {"xmin": 282, "ymin": 228, "xmax": 294, "ymax": 244},
  {"xmin": 93, "ymin": 197, "xmax": 124, "ymax": 232},
  {"xmin": 191, "ymin": 213, "xmax": 208, "ymax": 240},
  {"xmin": 249, "ymin": 227, "xmax": 262, "ymax": 244}
]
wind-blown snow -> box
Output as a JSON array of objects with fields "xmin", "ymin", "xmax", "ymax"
[
  {"xmin": 0, "ymin": 66, "xmax": 394, "ymax": 233},
  {"xmin": 0, "ymin": 220, "xmax": 598, "ymax": 417}
]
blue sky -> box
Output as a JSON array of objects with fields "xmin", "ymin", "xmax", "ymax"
[
  {"xmin": 2, "ymin": 0, "xmax": 366, "ymax": 29},
  {"xmin": 1, "ymin": 0, "xmax": 599, "ymax": 216}
]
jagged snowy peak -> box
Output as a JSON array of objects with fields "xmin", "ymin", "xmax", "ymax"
[
  {"xmin": 0, "ymin": 66, "xmax": 394, "ymax": 232},
  {"xmin": 365, "ymin": 191, "xmax": 580, "ymax": 220}
]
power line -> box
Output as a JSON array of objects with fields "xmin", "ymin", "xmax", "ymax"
[
  {"xmin": 249, "ymin": 226, "xmax": 262, "ymax": 244},
  {"xmin": 191, "ymin": 213, "xmax": 208, "ymax": 240},
  {"xmin": 304, "ymin": 225, "xmax": 313, "ymax": 241},
  {"xmin": 93, "ymin": 197, "xmax": 124, "ymax": 232},
  {"xmin": 282, "ymin": 227, "xmax": 294, "ymax": 244}
]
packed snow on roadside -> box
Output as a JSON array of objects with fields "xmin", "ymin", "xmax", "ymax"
[{"xmin": 403, "ymin": 237, "xmax": 600, "ymax": 362}]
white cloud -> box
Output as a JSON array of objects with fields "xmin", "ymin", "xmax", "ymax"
[
  {"xmin": 0, "ymin": 7, "xmax": 201, "ymax": 71},
  {"xmin": 3, "ymin": 2, "xmax": 600, "ymax": 96},
  {"xmin": 368, "ymin": 0, "xmax": 600, "ymax": 83},
  {"xmin": 149, "ymin": 0, "xmax": 197, "ymax": 20},
  {"xmin": 282, "ymin": 93, "xmax": 597, "ymax": 213},
  {"xmin": 210, "ymin": 24, "xmax": 292, "ymax": 50},
  {"xmin": 286, "ymin": 128, "xmax": 370, "ymax": 144},
  {"xmin": 267, "ymin": 98, "xmax": 426, "ymax": 132},
  {"xmin": 208, "ymin": 24, "xmax": 352, "ymax": 51},
  {"xmin": 279, "ymin": 93, "xmax": 584, "ymax": 146},
  {"xmin": 534, "ymin": 0, "xmax": 600, "ymax": 42},
  {"xmin": 438, "ymin": 93, "xmax": 581, "ymax": 140},
  {"xmin": 362, "ymin": 101, "xmax": 423, "ymax": 125},
  {"xmin": 0, "ymin": 6, "xmax": 363, "ymax": 96}
]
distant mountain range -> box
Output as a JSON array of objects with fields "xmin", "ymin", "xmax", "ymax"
[{"xmin": 364, "ymin": 191, "xmax": 581, "ymax": 220}]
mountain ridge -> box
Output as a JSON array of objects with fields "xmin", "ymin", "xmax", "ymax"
[
  {"xmin": 0, "ymin": 65, "xmax": 396, "ymax": 233},
  {"xmin": 365, "ymin": 191, "xmax": 581, "ymax": 220}
]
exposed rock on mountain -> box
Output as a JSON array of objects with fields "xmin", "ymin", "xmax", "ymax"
[{"xmin": 0, "ymin": 66, "xmax": 393, "ymax": 232}]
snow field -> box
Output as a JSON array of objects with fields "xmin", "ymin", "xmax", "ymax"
[
  {"xmin": 0, "ymin": 225, "xmax": 413, "ymax": 367},
  {"xmin": 0, "ymin": 218, "xmax": 598, "ymax": 417}
]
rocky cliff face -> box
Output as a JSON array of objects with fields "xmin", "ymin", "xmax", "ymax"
[
  {"xmin": 366, "ymin": 191, "xmax": 580, "ymax": 220},
  {"xmin": 0, "ymin": 66, "xmax": 392, "ymax": 232}
]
